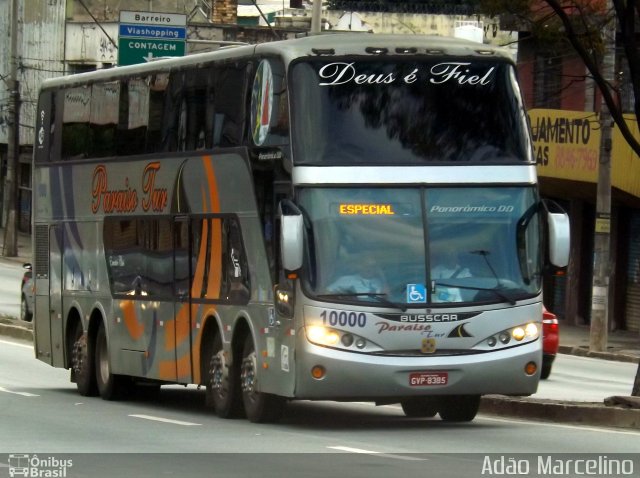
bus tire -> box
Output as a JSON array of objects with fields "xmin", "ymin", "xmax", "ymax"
[
  {"xmin": 240, "ymin": 335, "xmax": 285, "ymax": 423},
  {"xmin": 95, "ymin": 321, "xmax": 128, "ymax": 400},
  {"xmin": 438, "ymin": 395, "xmax": 480, "ymax": 422},
  {"xmin": 400, "ymin": 397, "xmax": 439, "ymax": 418},
  {"xmin": 71, "ymin": 322, "xmax": 97, "ymax": 396},
  {"xmin": 206, "ymin": 333, "xmax": 243, "ymax": 418}
]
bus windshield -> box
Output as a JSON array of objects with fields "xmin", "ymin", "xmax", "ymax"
[
  {"xmin": 299, "ymin": 187, "xmax": 542, "ymax": 307},
  {"xmin": 290, "ymin": 58, "xmax": 531, "ymax": 165}
]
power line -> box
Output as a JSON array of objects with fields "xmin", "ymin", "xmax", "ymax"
[{"xmin": 77, "ymin": 0, "xmax": 118, "ymax": 50}]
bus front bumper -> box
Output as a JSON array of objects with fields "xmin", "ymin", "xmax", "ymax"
[{"xmin": 293, "ymin": 338, "xmax": 541, "ymax": 400}]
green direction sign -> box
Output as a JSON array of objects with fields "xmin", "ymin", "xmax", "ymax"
[{"xmin": 118, "ymin": 37, "xmax": 186, "ymax": 66}]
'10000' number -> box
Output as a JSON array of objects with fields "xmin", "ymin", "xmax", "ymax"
[{"xmin": 321, "ymin": 310, "xmax": 367, "ymax": 327}]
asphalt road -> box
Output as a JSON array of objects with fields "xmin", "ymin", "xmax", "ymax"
[{"xmin": 1, "ymin": 337, "xmax": 639, "ymax": 478}]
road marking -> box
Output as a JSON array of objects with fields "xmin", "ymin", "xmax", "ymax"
[
  {"xmin": 0, "ymin": 339, "xmax": 33, "ymax": 349},
  {"xmin": 328, "ymin": 446, "xmax": 426, "ymax": 461},
  {"xmin": 129, "ymin": 414, "xmax": 201, "ymax": 426},
  {"xmin": 0, "ymin": 386, "xmax": 39, "ymax": 397}
]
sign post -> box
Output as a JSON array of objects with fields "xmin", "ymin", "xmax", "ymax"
[{"xmin": 118, "ymin": 11, "xmax": 187, "ymax": 66}]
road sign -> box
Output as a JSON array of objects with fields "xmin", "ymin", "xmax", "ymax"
[{"xmin": 118, "ymin": 10, "xmax": 187, "ymax": 66}]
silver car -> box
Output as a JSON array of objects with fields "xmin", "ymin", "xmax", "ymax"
[{"xmin": 20, "ymin": 263, "xmax": 33, "ymax": 322}]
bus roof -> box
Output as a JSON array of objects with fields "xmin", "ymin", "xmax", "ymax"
[
  {"xmin": 39, "ymin": 33, "xmax": 513, "ymax": 91},
  {"xmin": 256, "ymin": 33, "xmax": 513, "ymax": 64}
]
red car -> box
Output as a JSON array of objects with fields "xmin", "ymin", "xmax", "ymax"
[{"xmin": 541, "ymin": 306, "xmax": 560, "ymax": 379}]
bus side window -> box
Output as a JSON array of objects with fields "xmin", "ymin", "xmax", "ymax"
[
  {"xmin": 212, "ymin": 63, "xmax": 248, "ymax": 147},
  {"xmin": 61, "ymin": 86, "xmax": 91, "ymax": 160},
  {"xmin": 221, "ymin": 217, "xmax": 250, "ymax": 303},
  {"xmin": 178, "ymin": 67, "xmax": 209, "ymax": 152},
  {"xmin": 117, "ymin": 78, "xmax": 148, "ymax": 156},
  {"xmin": 90, "ymin": 82, "xmax": 119, "ymax": 158},
  {"xmin": 145, "ymin": 73, "xmax": 171, "ymax": 153}
]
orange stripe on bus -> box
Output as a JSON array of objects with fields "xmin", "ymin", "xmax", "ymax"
[
  {"xmin": 176, "ymin": 352, "xmax": 192, "ymax": 380},
  {"xmin": 119, "ymin": 300, "xmax": 144, "ymax": 340},
  {"xmin": 202, "ymin": 156, "xmax": 221, "ymax": 213},
  {"xmin": 191, "ymin": 215, "xmax": 208, "ymax": 298},
  {"xmin": 206, "ymin": 219, "xmax": 222, "ymax": 299},
  {"xmin": 202, "ymin": 157, "xmax": 223, "ymax": 299},
  {"xmin": 158, "ymin": 360, "xmax": 177, "ymax": 381}
]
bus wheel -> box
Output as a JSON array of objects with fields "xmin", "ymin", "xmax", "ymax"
[
  {"xmin": 95, "ymin": 322, "xmax": 128, "ymax": 400},
  {"xmin": 71, "ymin": 322, "xmax": 97, "ymax": 396},
  {"xmin": 240, "ymin": 336, "xmax": 285, "ymax": 423},
  {"xmin": 438, "ymin": 395, "xmax": 480, "ymax": 422},
  {"xmin": 400, "ymin": 398, "xmax": 439, "ymax": 418},
  {"xmin": 206, "ymin": 333, "xmax": 243, "ymax": 418}
]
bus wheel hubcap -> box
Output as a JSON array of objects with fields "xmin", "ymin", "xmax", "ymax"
[
  {"xmin": 241, "ymin": 353, "xmax": 257, "ymax": 395},
  {"xmin": 210, "ymin": 352, "xmax": 226, "ymax": 392}
]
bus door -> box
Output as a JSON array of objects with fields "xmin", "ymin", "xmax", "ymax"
[{"xmin": 173, "ymin": 216, "xmax": 194, "ymax": 383}]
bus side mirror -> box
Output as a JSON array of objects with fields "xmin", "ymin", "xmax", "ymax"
[
  {"xmin": 547, "ymin": 209, "xmax": 570, "ymax": 268},
  {"xmin": 279, "ymin": 202, "xmax": 304, "ymax": 272}
]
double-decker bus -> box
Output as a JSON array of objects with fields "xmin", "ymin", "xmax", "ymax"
[{"xmin": 32, "ymin": 33, "xmax": 569, "ymax": 423}]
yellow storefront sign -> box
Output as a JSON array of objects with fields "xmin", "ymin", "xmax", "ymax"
[
  {"xmin": 612, "ymin": 114, "xmax": 640, "ymax": 199},
  {"xmin": 531, "ymin": 109, "xmax": 640, "ymax": 199},
  {"xmin": 530, "ymin": 109, "xmax": 600, "ymax": 184}
]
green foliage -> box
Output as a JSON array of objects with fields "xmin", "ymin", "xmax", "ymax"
[
  {"xmin": 326, "ymin": 0, "xmax": 482, "ymax": 14},
  {"xmin": 477, "ymin": 0, "xmax": 605, "ymax": 58}
]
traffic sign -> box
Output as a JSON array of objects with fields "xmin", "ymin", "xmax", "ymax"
[{"xmin": 118, "ymin": 10, "xmax": 187, "ymax": 66}]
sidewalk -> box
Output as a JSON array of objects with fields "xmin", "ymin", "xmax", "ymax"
[
  {"xmin": 557, "ymin": 323, "xmax": 640, "ymax": 363},
  {"xmin": 0, "ymin": 226, "xmax": 32, "ymax": 265}
]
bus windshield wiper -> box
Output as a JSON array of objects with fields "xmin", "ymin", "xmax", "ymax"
[
  {"xmin": 434, "ymin": 282, "xmax": 517, "ymax": 306},
  {"xmin": 317, "ymin": 293, "xmax": 407, "ymax": 312}
]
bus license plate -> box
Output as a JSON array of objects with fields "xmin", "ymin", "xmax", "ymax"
[{"xmin": 409, "ymin": 372, "xmax": 448, "ymax": 386}]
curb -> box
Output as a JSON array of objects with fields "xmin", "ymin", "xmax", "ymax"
[
  {"xmin": 558, "ymin": 345, "xmax": 640, "ymax": 364},
  {"xmin": 0, "ymin": 321, "xmax": 33, "ymax": 342},
  {"xmin": 480, "ymin": 395, "xmax": 640, "ymax": 429}
]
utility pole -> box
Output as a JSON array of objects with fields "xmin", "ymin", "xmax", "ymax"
[
  {"xmin": 589, "ymin": 0, "xmax": 616, "ymax": 352},
  {"xmin": 3, "ymin": 0, "xmax": 20, "ymax": 257},
  {"xmin": 311, "ymin": 0, "xmax": 322, "ymax": 34}
]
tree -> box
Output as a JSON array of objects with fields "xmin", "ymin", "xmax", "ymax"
[
  {"xmin": 480, "ymin": 0, "xmax": 640, "ymax": 156},
  {"xmin": 326, "ymin": 0, "xmax": 479, "ymax": 14}
]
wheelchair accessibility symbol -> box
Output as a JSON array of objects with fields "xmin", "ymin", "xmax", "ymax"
[{"xmin": 406, "ymin": 284, "xmax": 427, "ymax": 304}]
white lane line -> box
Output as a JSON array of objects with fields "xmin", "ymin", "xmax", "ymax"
[
  {"xmin": 129, "ymin": 414, "xmax": 202, "ymax": 426},
  {"xmin": 0, "ymin": 386, "xmax": 39, "ymax": 397},
  {"xmin": 0, "ymin": 339, "xmax": 33, "ymax": 349},
  {"xmin": 328, "ymin": 446, "xmax": 426, "ymax": 461}
]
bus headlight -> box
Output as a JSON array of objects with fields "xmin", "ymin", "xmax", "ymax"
[
  {"xmin": 306, "ymin": 326, "xmax": 340, "ymax": 346},
  {"xmin": 525, "ymin": 322, "xmax": 538, "ymax": 338},
  {"xmin": 512, "ymin": 327, "xmax": 525, "ymax": 341},
  {"xmin": 305, "ymin": 326, "xmax": 381, "ymax": 352},
  {"xmin": 481, "ymin": 322, "xmax": 540, "ymax": 350}
]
